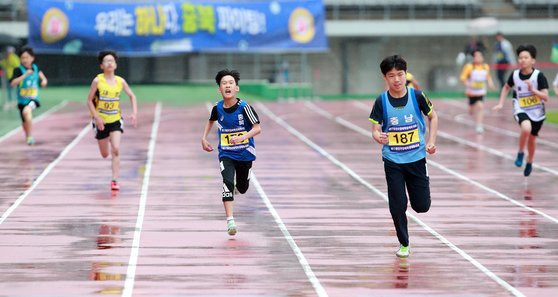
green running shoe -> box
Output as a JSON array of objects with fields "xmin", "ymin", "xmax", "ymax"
[{"xmin": 396, "ymin": 245, "xmax": 410, "ymax": 258}]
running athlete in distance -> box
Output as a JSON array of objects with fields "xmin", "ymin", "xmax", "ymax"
[
  {"xmin": 10, "ymin": 47, "xmax": 48, "ymax": 145},
  {"xmin": 493, "ymin": 44, "xmax": 549, "ymax": 176},
  {"xmin": 86, "ymin": 50, "xmax": 138, "ymax": 191},
  {"xmin": 202, "ymin": 69, "xmax": 261, "ymax": 236}
]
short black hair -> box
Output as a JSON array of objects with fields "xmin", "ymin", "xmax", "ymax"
[
  {"xmin": 215, "ymin": 69, "xmax": 240, "ymax": 85},
  {"xmin": 470, "ymin": 49, "xmax": 483, "ymax": 57},
  {"xmin": 380, "ymin": 55, "xmax": 407, "ymax": 75},
  {"xmin": 516, "ymin": 44, "xmax": 536, "ymax": 59},
  {"xmin": 19, "ymin": 47, "xmax": 34, "ymax": 57},
  {"xmin": 98, "ymin": 50, "xmax": 118, "ymax": 64}
]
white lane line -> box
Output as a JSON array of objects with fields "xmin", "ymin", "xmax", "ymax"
[
  {"xmin": 252, "ymin": 174, "xmax": 329, "ymax": 297},
  {"xmin": 205, "ymin": 101, "xmax": 327, "ymax": 296},
  {"xmin": 0, "ymin": 100, "xmax": 68, "ymax": 143},
  {"xmin": 352, "ymin": 100, "xmax": 558, "ymax": 176},
  {"xmin": 0, "ymin": 122, "xmax": 89, "ymax": 225},
  {"xmin": 122, "ymin": 102, "xmax": 162, "ymax": 297},
  {"xmin": 442, "ymin": 112, "xmax": 558, "ymax": 150},
  {"xmin": 312, "ymin": 101, "xmax": 558, "ymax": 224},
  {"xmin": 259, "ymin": 102, "xmax": 526, "ymax": 297}
]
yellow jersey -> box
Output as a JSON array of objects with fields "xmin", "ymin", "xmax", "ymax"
[{"xmin": 95, "ymin": 73, "xmax": 123, "ymax": 124}]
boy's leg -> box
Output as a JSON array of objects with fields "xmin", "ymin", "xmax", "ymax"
[
  {"xmin": 97, "ymin": 138, "xmax": 110, "ymax": 158},
  {"xmin": 109, "ymin": 130, "xmax": 122, "ymax": 181},
  {"xmin": 405, "ymin": 158, "xmax": 431, "ymax": 214},
  {"xmin": 235, "ymin": 161, "xmax": 253, "ymax": 194},
  {"xmin": 21, "ymin": 105, "xmax": 33, "ymax": 139},
  {"xmin": 524, "ymin": 119, "xmax": 543, "ymax": 176},
  {"xmin": 474, "ymin": 100, "xmax": 484, "ymax": 127},
  {"xmin": 514, "ymin": 113, "xmax": 531, "ymax": 167},
  {"xmin": 384, "ymin": 159, "xmax": 410, "ymax": 247},
  {"xmin": 220, "ymin": 157, "xmax": 237, "ymax": 235}
]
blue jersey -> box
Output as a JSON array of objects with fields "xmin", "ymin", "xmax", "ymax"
[
  {"xmin": 381, "ymin": 87, "xmax": 426, "ymax": 164},
  {"xmin": 16, "ymin": 64, "xmax": 40, "ymax": 105},
  {"xmin": 216, "ymin": 100, "xmax": 256, "ymax": 161}
]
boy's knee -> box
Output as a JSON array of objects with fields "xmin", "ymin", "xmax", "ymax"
[
  {"xmin": 111, "ymin": 147, "xmax": 120, "ymax": 157},
  {"xmin": 411, "ymin": 200, "xmax": 431, "ymax": 213},
  {"xmin": 101, "ymin": 151, "xmax": 110, "ymax": 158},
  {"xmin": 236, "ymin": 183, "xmax": 249, "ymax": 194},
  {"xmin": 222, "ymin": 180, "xmax": 234, "ymax": 202}
]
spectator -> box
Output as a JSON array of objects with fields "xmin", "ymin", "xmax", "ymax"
[
  {"xmin": 0, "ymin": 46, "xmax": 20, "ymax": 110},
  {"xmin": 493, "ymin": 32, "xmax": 516, "ymax": 88}
]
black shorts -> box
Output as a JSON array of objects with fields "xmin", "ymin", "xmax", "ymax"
[
  {"xmin": 468, "ymin": 96, "xmax": 484, "ymax": 105},
  {"xmin": 515, "ymin": 113, "xmax": 544, "ymax": 136},
  {"xmin": 92, "ymin": 120, "xmax": 124, "ymax": 140},
  {"xmin": 18, "ymin": 100, "xmax": 40, "ymax": 122}
]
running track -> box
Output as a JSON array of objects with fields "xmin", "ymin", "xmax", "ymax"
[{"xmin": 0, "ymin": 99, "xmax": 556, "ymax": 296}]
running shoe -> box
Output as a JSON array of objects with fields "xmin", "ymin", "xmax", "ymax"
[
  {"xmin": 514, "ymin": 152, "xmax": 524, "ymax": 167},
  {"xmin": 524, "ymin": 163, "xmax": 532, "ymax": 177},
  {"xmin": 26, "ymin": 136, "xmax": 35, "ymax": 146},
  {"xmin": 396, "ymin": 245, "xmax": 410, "ymax": 258},
  {"xmin": 111, "ymin": 180, "xmax": 120, "ymax": 191},
  {"xmin": 475, "ymin": 124, "xmax": 484, "ymax": 134},
  {"xmin": 227, "ymin": 219, "xmax": 237, "ymax": 236}
]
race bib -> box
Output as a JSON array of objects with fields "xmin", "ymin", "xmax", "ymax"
[
  {"xmin": 99, "ymin": 100, "xmax": 120, "ymax": 112},
  {"xmin": 220, "ymin": 131, "xmax": 248, "ymax": 147},
  {"xmin": 519, "ymin": 95, "xmax": 541, "ymax": 108},
  {"xmin": 388, "ymin": 128, "xmax": 419, "ymax": 147},
  {"xmin": 471, "ymin": 81, "xmax": 485, "ymax": 89},
  {"xmin": 19, "ymin": 87, "xmax": 38, "ymax": 98}
]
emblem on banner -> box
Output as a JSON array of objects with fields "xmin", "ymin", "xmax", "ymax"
[
  {"xmin": 41, "ymin": 8, "xmax": 69, "ymax": 43},
  {"xmin": 288, "ymin": 8, "xmax": 315, "ymax": 44}
]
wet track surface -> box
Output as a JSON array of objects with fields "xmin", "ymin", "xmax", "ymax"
[{"xmin": 0, "ymin": 99, "xmax": 556, "ymax": 296}]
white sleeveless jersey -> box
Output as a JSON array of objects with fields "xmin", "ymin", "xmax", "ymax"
[{"xmin": 512, "ymin": 69, "xmax": 545, "ymax": 121}]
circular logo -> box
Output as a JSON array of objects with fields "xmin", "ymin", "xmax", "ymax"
[
  {"xmin": 41, "ymin": 8, "xmax": 69, "ymax": 44},
  {"xmin": 288, "ymin": 8, "xmax": 315, "ymax": 44}
]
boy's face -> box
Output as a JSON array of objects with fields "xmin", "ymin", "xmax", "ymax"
[
  {"xmin": 517, "ymin": 51, "xmax": 535, "ymax": 70},
  {"xmin": 218, "ymin": 75, "xmax": 239, "ymax": 100},
  {"xmin": 20, "ymin": 52, "xmax": 34, "ymax": 69},
  {"xmin": 100, "ymin": 55, "xmax": 117, "ymax": 72},
  {"xmin": 383, "ymin": 68, "xmax": 406, "ymax": 93},
  {"xmin": 473, "ymin": 51, "xmax": 484, "ymax": 64}
]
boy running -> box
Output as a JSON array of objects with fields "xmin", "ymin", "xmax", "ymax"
[
  {"xmin": 10, "ymin": 47, "xmax": 47, "ymax": 145},
  {"xmin": 201, "ymin": 69, "xmax": 261, "ymax": 236},
  {"xmin": 86, "ymin": 50, "xmax": 138, "ymax": 190},
  {"xmin": 369, "ymin": 55, "xmax": 438, "ymax": 258},
  {"xmin": 460, "ymin": 49, "xmax": 496, "ymax": 133},
  {"xmin": 492, "ymin": 44, "xmax": 549, "ymax": 176}
]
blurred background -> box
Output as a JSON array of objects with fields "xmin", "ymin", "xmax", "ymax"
[{"xmin": 0, "ymin": 0, "xmax": 556, "ymax": 101}]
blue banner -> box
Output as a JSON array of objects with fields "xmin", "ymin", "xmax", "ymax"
[{"xmin": 27, "ymin": 0, "xmax": 328, "ymax": 55}]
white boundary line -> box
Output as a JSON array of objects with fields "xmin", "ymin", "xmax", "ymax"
[
  {"xmin": 311, "ymin": 101, "xmax": 558, "ymax": 224},
  {"xmin": 0, "ymin": 122, "xmax": 89, "ymax": 225},
  {"xmin": 252, "ymin": 174, "xmax": 329, "ymax": 297},
  {"xmin": 258, "ymin": 102, "xmax": 527, "ymax": 297},
  {"xmin": 0, "ymin": 100, "xmax": 69, "ymax": 143},
  {"xmin": 205, "ymin": 102, "xmax": 327, "ymax": 296},
  {"xmin": 122, "ymin": 102, "xmax": 162, "ymax": 297},
  {"xmin": 352, "ymin": 100, "xmax": 558, "ymax": 176}
]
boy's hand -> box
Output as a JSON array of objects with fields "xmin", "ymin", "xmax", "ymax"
[
  {"xmin": 492, "ymin": 103, "xmax": 503, "ymax": 112},
  {"xmin": 25, "ymin": 69, "xmax": 33, "ymax": 76},
  {"xmin": 426, "ymin": 142, "xmax": 436, "ymax": 154},
  {"xmin": 229, "ymin": 135, "xmax": 244, "ymax": 145},
  {"xmin": 524, "ymin": 80, "xmax": 534, "ymax": 91},
  {"xmin": 201, "ymin": 139, "xmax": 213, "ymax": 152},
  {"xmin": 377, "ymin": 132, "xmax": 389, "ymax": 145},
  {"xmin": 95, "ymin": 117, "xmax": 105, "ymax": 131},
  {"xmin": 129, "ymin": 113, "xmax": 137, "ymax": 128}
]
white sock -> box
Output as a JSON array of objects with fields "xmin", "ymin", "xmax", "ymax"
[{"xmin": 226, "ymin": 216, "xmax": 234, "ymax": 221}]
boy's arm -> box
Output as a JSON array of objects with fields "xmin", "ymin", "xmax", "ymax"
[
  {"xmin": 230, "ymin": 123, "xmax": 261, "ymax": 145},
  {"xmin": 38, "ymin": 70, "xmax": 47, "ymax": 87},
  {"xmin": 372, "ymin": 123, "xmax": 388, "ymax": 145},
  {"xmin": 492, "ymin": 84, "xmax": 511, "ymax": 111},
  {"xmin": 10, "ymin": 68, "xmax": 29, "ymax": 87},
  {"xmin": 122, "ymin": 79, "xmax": 138, "ymax": 127},
  {"xmin": 201, "ymin": 120, "xmax": 215, "ymax": 152},
  {"xmin": 86, "ymin": 78, "xmax": 103, "ymax": 130},
  {"xmin": 426, "ymin": 110, "xmax": 438, "ymax": 154}
]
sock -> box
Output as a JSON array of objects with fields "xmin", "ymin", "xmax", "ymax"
[{"xmin": 226, "ymin": 216, "xmax": 234, "ymax": 221}]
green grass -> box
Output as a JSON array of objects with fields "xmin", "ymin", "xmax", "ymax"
[{"xmin": 546, "ymin": 110, "xmax": 558, "ymax": 125}]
